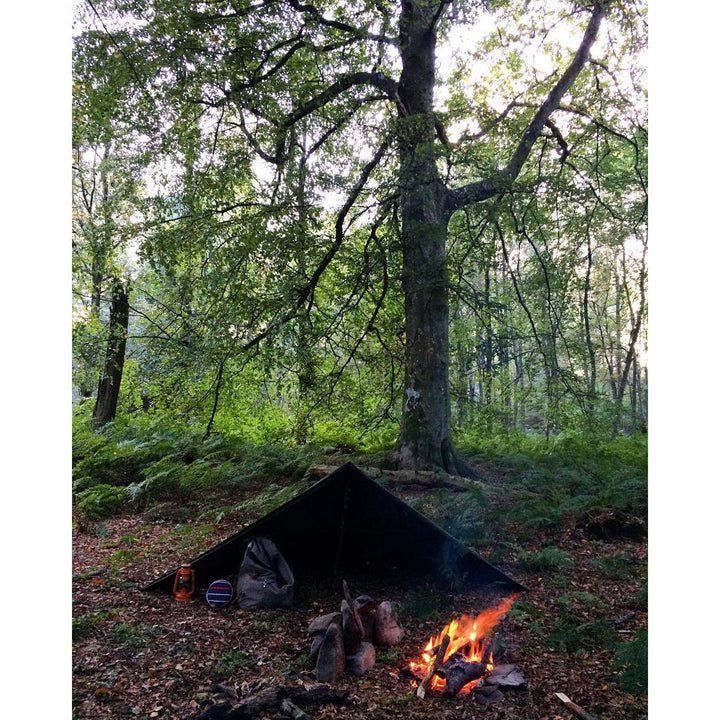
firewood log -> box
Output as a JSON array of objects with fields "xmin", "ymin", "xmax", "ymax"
[
  {"xmin": 195, "ymin": 684, "xmax": 348, "ymax": 720},
  {"xmin": 417, "ymin": 634, "xmax": 450, "ymax": 699},
  {"xmin": 442, "ymin": 660, "xmax": 488, "ymax": 696},
  {"xmin": 306, "ymin": 465, "xmax": 480, "ymax": 492},
  {"xmin": 279, "ymin": 699, "xmax": 311, "ymax": 720}
]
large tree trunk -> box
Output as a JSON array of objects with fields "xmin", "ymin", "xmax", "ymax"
[
  {"xmin": 92, "ymin": 280, "xmax": 129, "ymax": 428},
  {"xmin": 392, "ymin": 0, "xmax": 604, "ymax": 475},
  {"xmin": 392, "ymin": 1, "xmax": 471, "ymax": 476}
]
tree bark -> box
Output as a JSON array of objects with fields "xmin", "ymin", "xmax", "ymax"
[{"xmin": 92, "ymin": 280, "xmax": 129, "ymax": 428}]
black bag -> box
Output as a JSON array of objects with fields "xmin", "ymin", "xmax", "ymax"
[{"xmin": 236, "ymin": 537, "xmax": 295, "ymax": 609}]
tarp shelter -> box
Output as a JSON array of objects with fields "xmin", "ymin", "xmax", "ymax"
[{"xmin": 143, "ymin": 462, "xmax": 525, "ymax": 595}]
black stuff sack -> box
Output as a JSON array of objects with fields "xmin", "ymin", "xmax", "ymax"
[{"xmin": 236, "ymin": 537, "xmax": 295, "ymax": 609}]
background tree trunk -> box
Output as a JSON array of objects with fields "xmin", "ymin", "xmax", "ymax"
[{"xmin": 92, "ymin": 280, "xmax": 129, "ymax": 428}]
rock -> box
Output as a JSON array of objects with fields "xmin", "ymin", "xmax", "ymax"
[
  {"xmin": 345, "ymin": 642, "xmax": 376, "ymax": 676},
  {"xmin": 308, "ymin": 612, "xmax": 343, "ymax": 635},
  {"xmin": 374, "ymin": 601, "xmax": 404, "ymax": 646},
  {"xmin": 307, "ymin": 634, "xmax": 324, "ymax": 666},
  {"xmin": 484, "ymin": 663, "xmax": 526, "ymax": 688},
  {"xmin": 354, "ymin": 596, "xmax": 378, "ymax": 639},
  {"xmin": 472, "ymin": 684, "xmax": 504, "ymax": 706},
  {"xmin": 315, "ymin": 622, "xmax": 345, "ymax": 683},
  {"xmin": 341, "ymin": 599, "xmax": 364, "ymax": 655}
]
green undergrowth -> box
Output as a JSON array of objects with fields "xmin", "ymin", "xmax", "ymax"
[
  {"xmin": 72, "ymin": 415, "xmax": 646, "ymax": 537},
  {"xmin": 72, "ymin": 414, "xmax": 330, "ymax": 520},
  {"xmin": 406, "ymin": 486, "xmax": 489, "ymax": 545},
  {"xmin": 612, "ymin": 628, "xmax": 648, "ymax": 694},
  {"xmin": 458, "ymin": 431, "xmax": 647, "ymax": 533}
]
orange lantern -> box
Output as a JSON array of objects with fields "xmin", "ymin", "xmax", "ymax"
[{"xmin": 173, "ymin": 563, "xmax": 196, "ymax": 602}]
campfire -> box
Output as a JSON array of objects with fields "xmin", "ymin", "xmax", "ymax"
[{"xmin": 408, "ymin": 594, "xmax": 524, "ymax": 699}]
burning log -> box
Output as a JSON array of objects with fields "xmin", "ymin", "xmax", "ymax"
[
  {"xmin": 441, "ymin": 659, "xmax": 488, "ymax": 697},
  {"xmin": 410, "ymin": 595, "xmax": 521, "ymax": 699},
  {"xmin": 416, "ymin": 633, "xmax": 450, "ymax": 699}
]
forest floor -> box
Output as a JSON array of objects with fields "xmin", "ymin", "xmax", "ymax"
[{"xmin": 72, "ymin": 462, "xmax": 648, "ymax": 720}]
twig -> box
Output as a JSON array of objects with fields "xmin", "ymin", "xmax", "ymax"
[{"xmin": 555, "ymin": 692, "xmax": 603, "ymax": 720}]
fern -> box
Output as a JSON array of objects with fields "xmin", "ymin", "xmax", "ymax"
[{"xmin": 612, "ymin": 628, "xmax": 647, "ymax": 695}]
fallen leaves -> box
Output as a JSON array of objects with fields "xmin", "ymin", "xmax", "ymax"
[{"xmin": 72, "ymin": 489, "xmax": 647, "ymax": 720}]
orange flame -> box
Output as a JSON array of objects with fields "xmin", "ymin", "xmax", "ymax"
[{"xmin": 409, "ymin": 594, "xmax": 519, "ymax": 694}]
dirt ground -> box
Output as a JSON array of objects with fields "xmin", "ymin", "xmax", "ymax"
[{"xmin": 72, "ymin": 478, "xmax": 648, "ymax": 720}]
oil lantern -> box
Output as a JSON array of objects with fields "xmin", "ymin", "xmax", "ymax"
[{"xmin": 173, "ymin": 563, "xmax": 196, "ymax": 602}]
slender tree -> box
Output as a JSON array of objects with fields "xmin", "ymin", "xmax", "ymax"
[{"xmin": 92, "ymin": 279, "xmax": 130, "ymax": 427}]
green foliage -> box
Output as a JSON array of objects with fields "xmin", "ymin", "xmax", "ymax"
[
  {"xmin": 376, "ymin": 648, "xmax": 401, "ymax": 664},
  {"xmin": 462, "ymin": 433, "xmax": 647, "ymax": 532},
  {"xmin": 214, "ymin": 650, "xmax": 254, "ymax": 676},
  {"xmin": 75, "ymin": 484, "xmax": 129, "ymax": 520},
  {"xmin": 72, "ymin": 416, "xmax": 184, "ymax": 490},
  {"xmin": 111, "ymin": 621, "xmax": 147, "ymax": 651},
  {"xmin": 238, "ymin": 482, "xmax": 306, "ymax": 516},
  {"xmin": 632, "ymin": 581, "xmax": 648, "ymax": 607},
  {"xmin": 612, "ymin": 628, "xmax": 648, "ymax": 695},
  {"xmin": 385, "ymin": 693, "xmax": 416, "ymax": 709},
  {"xmin": 72, "ymin": 413, "xmax": 324, "ymax": 513},
  {"xmin": 72, "ymin": 610, "xmax": 116, "ymax": 642},
  {"xmin": 507, "ymin": 601, "xmax": 544, "ymax": 636},
  {"xmin": 72, "ymin": 0, "xmax": 647, "ymax": 456},
  {"xmin": 109, "ymin": 548, "xmax": 138, "ymax": 573},
  {"xmin": 594, "ymin": 552, "xmax": 641, "ymax": 580},
  {"xmin": 570, "ymin": 591, "xmax": 600, "ymax": 608},
  {"xmin": 520, "ymin": 546, "xmax": 574, "ymax": 572},
  {"xmin": 170, "ymin": 523, "xmax": 216, "ymax": 553},
  {"xmin": 547, "ymin": 616, "xmax": 616, "ymax": 654}
]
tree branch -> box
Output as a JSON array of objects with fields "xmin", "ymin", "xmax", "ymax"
[
  {"xmin": 230, "ymin": 71, "xmax": 398, "ymax": 164},
  {"xmin": 285, "ymin": 0, "xmax": 397, "ymax": 44},
  {"xmin": 448, "ymin": 0, "xmax": 607, "ymax": 212},
  {"xmin": 241, "ymin": 139, "xmax": 390, "ymax": 351},
  {"xmin": 283, "ymin": 71, "xmax": 398, "ymax": 130}
]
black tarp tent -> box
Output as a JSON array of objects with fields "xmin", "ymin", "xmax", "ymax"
[{"xmin": 143, "ymin": 462, "xmax": 525, "ymax": 594}]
